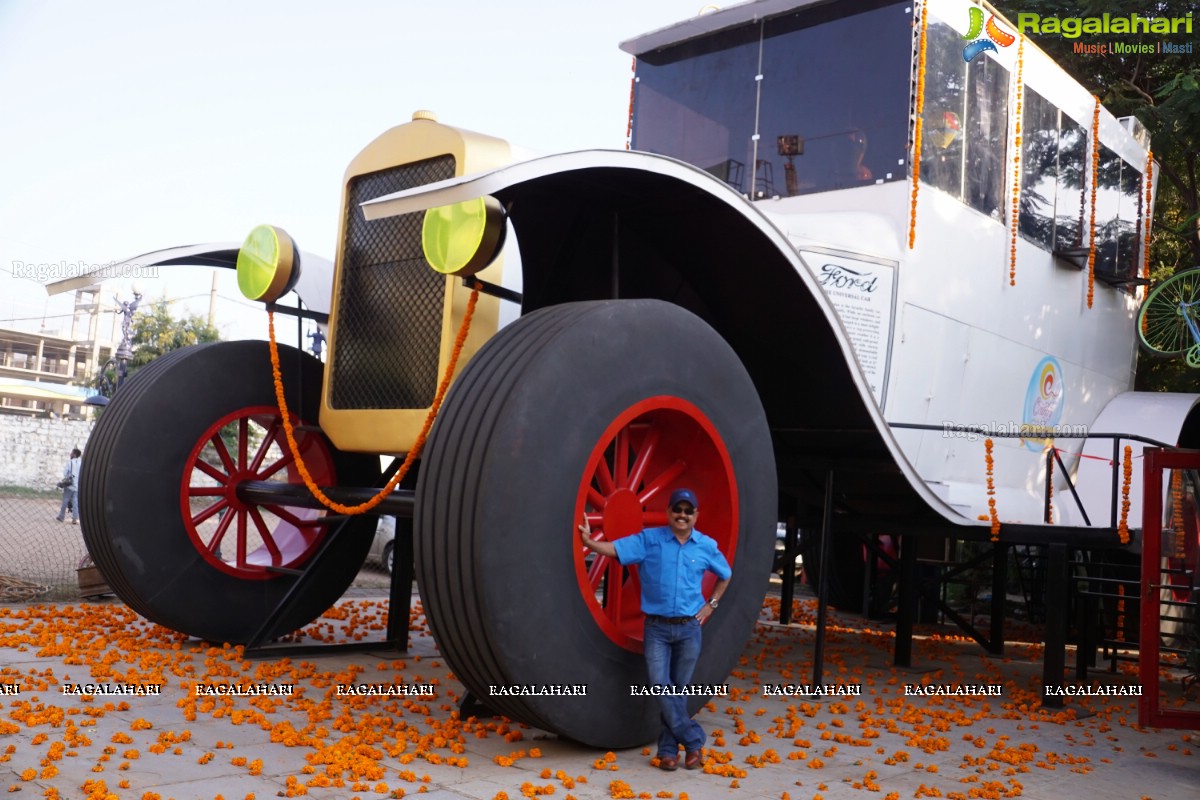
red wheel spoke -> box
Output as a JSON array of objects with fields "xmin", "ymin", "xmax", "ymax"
[
  {"xmin": 248, "ymin": 419, "xmax": 281, "ymax": 473},
  {"xmin": 237, "ymin": 418, "xmax": 249, "ymax": 471},
  {"xmin": 614, "ymin": 428, "xmax": 630, "ymax": 488},
  {"xmin": 235, "ymin": 512, "xmax": 247, "ymax": 568},
  {"xmin": 258, "ymin": 448, "xmax": 296, "ymax": 481},
  {"xmin": 586, "ymin": 487, "xmax": 608, "ymax": 512},
  {"xmin": 642, "ymin": 511, "xmax": 669, "ymax": 527},
  {"xmin": 264, "ymin": 505, "xmax": 325, "ymax": 528},
  {"xmin": 207, "ymin": 508, "xmax": 235, "ymax": 555},
  {"xmin": 605, "ymin": 559, "xmax": 624, "ymax": 620},
  {"xmin": 192, "ymin": 498, "xmax": 229, "ymax": 527},
  {"xmin": 194, "ymin": 457, "xmax": 228, "ymax": 483},
  {"xmin": 626, "ymin": 426, "xmax": 660, "ymax": 492},
  {"xmin": 180, "ymin": 405, "xmax": 339, "ymax": 580},
  {"xmin": 637, "ymin": 459, "xmax": 687, "ymax": 506},
  {"xmin": 209, "ymin": 432, "xmax": 237, "ymax": 476},
  {"xmin": 588, "ymin": 553, "xmax": 609, "ymax": 585},
  {"xmin": 247, "ymin": 506, "xmax": 282, "ymax": 565},
  {"xmin": 594, "ymin": 457, "xmax": 615, "ymax": 496}
]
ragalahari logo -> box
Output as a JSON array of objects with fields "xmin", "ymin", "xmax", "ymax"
[{"xmin": 963, "ymin": 6, "xmax": 1016, "ymax": 62}]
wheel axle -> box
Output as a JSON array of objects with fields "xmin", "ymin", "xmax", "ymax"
[{"xmin": 237, "ymin": 480, "xmax": 414, "ymax": 518}]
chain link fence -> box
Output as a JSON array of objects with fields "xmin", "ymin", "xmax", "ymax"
[
  {"xmin": 0, "ymin": 485, "xmax": 91, "ymax": 601},
  {"xmin": 0, "ymin": 414, "xmax": 92, "ymax": 601},
  {"xmin": 0, "ymin": 485, "xmax": 393, "ymax": 604}
]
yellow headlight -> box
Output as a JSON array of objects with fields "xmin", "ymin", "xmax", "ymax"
[
  {"xmin": 237, "ymin": 224, "xmax": 299, "ymax": 303},
  {"xmin": 421, "ymin": 196, "xmax": 506, "ymax": 276}
]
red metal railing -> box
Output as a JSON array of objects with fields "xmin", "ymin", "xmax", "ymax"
[{"xmin": 1139, "ymin": 447, "xmax": 1200, "ymax": 730}]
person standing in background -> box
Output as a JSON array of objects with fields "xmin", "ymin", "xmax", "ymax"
[{"xmin": 56, "ymin": 447, "xmax": 82, "ymax": 524}]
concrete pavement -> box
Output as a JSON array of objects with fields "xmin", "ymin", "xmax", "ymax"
[{"xmin": 0, "ymin": 593, "xmax": 1195, "ymax": 800}]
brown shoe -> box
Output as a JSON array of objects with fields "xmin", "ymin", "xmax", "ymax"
[
  {"xmin": 656, "ymin": 755, "xmax": 678, "ymax": 771},
  {"xmin": 684, "ymin": 749, "xmax": 702, "ymax": 769}
]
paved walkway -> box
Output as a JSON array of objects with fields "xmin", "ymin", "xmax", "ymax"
[{"xmin": 0, "ymin": 594, "xmax": 1195, "ymax": 800}]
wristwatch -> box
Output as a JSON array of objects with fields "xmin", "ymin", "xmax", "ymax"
[{"xmin": 708, "ymin": 598, "xmax": 719, "ymax": 609}]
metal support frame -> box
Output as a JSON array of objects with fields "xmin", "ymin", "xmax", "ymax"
[
  {"xmin": 778, "ymin": 496, "xmax": 800, "ymax": 625},
  {"xmin": 460, "ymin": 275, "xmax": 523, "ymax": 305},
  {"xmin": 895, "ymin": 534, "xmax": 916, "ymax": 667},
  {"xmin": 1042, "ymin": 544, "xmax": 1069, "ymax": 707},
  {"xmin": 990, "ymin": 543, "xmax": 1006, "ymax": 656},
  {"xmin": 778, "ymin": 425, "xmax": 1188, "ymax": 714},
  {"xmin": 862, "ymin": 536, "xmax": 1007, "ymax": 655},
  {"xmin": 244, "ymin": 514, "xmax": 413, "ymax": 658},
  {"xmin": 811, "ymin": 470, "xmax": 834, "ymax": 688},
  {"xmin": 243, "ymin": 460, "xmax": 416, "ymax": 658}
]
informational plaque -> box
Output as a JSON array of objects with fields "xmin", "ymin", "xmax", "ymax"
[{"xmin": 801, "ymin": 250, "xmax": 897, "ymax": 407}]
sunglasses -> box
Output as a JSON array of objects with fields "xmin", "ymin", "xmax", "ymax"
[{"xmin": 670, "ymin": 505, "xmax": 696, "ymax": 515}]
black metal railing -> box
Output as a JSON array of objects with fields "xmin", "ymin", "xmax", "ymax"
[{"xmin": 889, "ymin": 422, "xmax": 1174, "ymax": 531}]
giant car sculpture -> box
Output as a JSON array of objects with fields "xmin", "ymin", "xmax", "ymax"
[{"xmin": 75, "ymin": 0, "xmax": 1199, "ymax": 747}]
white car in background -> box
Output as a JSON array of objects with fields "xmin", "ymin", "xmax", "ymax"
[{"xmin": 369, "ymin": 516, "xmax": 395, "ymax": 574}]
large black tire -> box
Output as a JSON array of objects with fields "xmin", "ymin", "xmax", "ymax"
[
  {"xmin": 81, "ymin": 341, "xmax": 379, "ymax": 643},
  {"xmin": 415, "ymin": 300, "xmax": 776, "ymax": 748}
]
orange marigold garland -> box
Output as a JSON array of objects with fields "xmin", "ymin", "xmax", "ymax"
[
  {"xmin": 625, "ymin": 57, "xmax": 637, "ymax": 150},
  {"xmin": 908, "ymin": 3, "xmax": 929, "ymax": 250},
  {"xmin": 1117, "ymin": 445, "xmax": 1132, "ymax": 544},
  {"xmin": 1045, "ymin": 447, "xmax": 1054, "ymax": 525},
  {"xmin": 1116, "ymin": 583, "xmax": 1126, "ymax": 641},
  {"xmin": 1142, "ymin": 150, "xmax": 1154, "ymax": 282},
  {"xmin": 1009, "ymin": 36, "xmax": 1024, "ymax": 287},
  {"xmin": 985, "ymin": 438, "xmax": 1000, "ymax": 541},
  {"xmin": 267, "ymin": 285, "xmax": 481, "ymax": 515},
  {"xmin": 1171, "ymin": 469, "xmax": 1185, "ymax": 557},
  {"xmin": 1087, "ymin": 96, "xmax": 1101, "ymax": 309}
]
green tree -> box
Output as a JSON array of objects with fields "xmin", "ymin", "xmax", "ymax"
[
  {"xmin": 128, "ymin": 300, "xmax": 221, "ymax": 371},
  {"xmin": 94, "ymin": 301, "xmax": 220, "ymax": 393},
  {"xmin": 993, "ymin": 0, "xmax": 1200, "ymax": 390}
]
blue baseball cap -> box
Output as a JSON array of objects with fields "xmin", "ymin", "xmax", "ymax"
[{"xmin": 668, "ymin": 488, "xmax": 698, "ymax": 508}]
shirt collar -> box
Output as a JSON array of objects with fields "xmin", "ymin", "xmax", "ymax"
[{"xmin": 655, "ymin": 526, "xmax": 695, "ymax": 544}]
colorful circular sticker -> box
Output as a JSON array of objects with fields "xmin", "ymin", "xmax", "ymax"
[{"xmin": 1022, "ymin": 357, "xmax": 1064, "ymax": 451}]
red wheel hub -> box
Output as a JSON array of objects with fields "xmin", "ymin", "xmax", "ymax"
[
  {"xmin": 574, "ymin": 396, "xmax": 738, "ymax": 652},
  {"xmin": 180, "ymin": 406, "xmax": 337, "ymax": 579}
]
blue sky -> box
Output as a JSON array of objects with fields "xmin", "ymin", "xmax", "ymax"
[{"xmin": 0, "ymin": 0, "xmax": 698, "ymax": 340}]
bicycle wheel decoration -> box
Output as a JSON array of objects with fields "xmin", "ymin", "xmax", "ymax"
[{"xmin": 1137, "ymin": 268, "xmax": 1200, "ymax": 363}]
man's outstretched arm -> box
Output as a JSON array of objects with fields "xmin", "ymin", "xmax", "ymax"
[{"xmin": 579, "ymin": 520, "xmax": 618, "ymax": 558}]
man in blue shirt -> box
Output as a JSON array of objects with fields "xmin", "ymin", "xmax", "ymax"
[{"xmin": 579, "ymin": 487, "xmax": 731, "ymax": 771}]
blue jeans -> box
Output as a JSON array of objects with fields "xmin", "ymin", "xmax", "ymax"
[
  {"xmin": 644, "ymin": 617, "xmax": 705, "ymax": 757},
  {"xmin": 57, "ymin": 489, "xmax": 78, "ymax": 522}
]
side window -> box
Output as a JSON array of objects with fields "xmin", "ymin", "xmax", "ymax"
[
  {"xmin": 1093, "ymin": 146, "xmax": 1123, "ymax": 279},
  {"xmin": 631, "ymin": 27, "xmax": 761, "ymax": 193},
  {"xmin": 920, "ymin": 20, "xmax": 966, "ymax": 201},
  {"xmin": 964, "ymin": 56, "xmax": 1009, "ymax": 218},
  {"xmin": 1055, "ymin": 117, "xmax": 1088, "ymax": 251},
  {"xmin": 1116, "ymin": 159, "xmax": 1142, "ymax": 281},
  {"xmin": 1018, "ymin": 88, "xmax": 1058, "ymax": 250},
  {"xmin": 919, "ymin": 19, "xmax": 1010, "ymax": 219},
  {"xmin": 756, "ymin": 2, "xmax": 911, "ymax": 197},
  {"xmin": 1018, "ymin": 87, "xmax": 1132, "ymax": 279},
  {"xmin": 1091, "ymin": 151, "xmax": 1144, "ymax": 285}
]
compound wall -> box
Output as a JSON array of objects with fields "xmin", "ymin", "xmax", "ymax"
[{"xmin": 0, "ymin": 414, "xmax": 95, "ymax": 490}]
